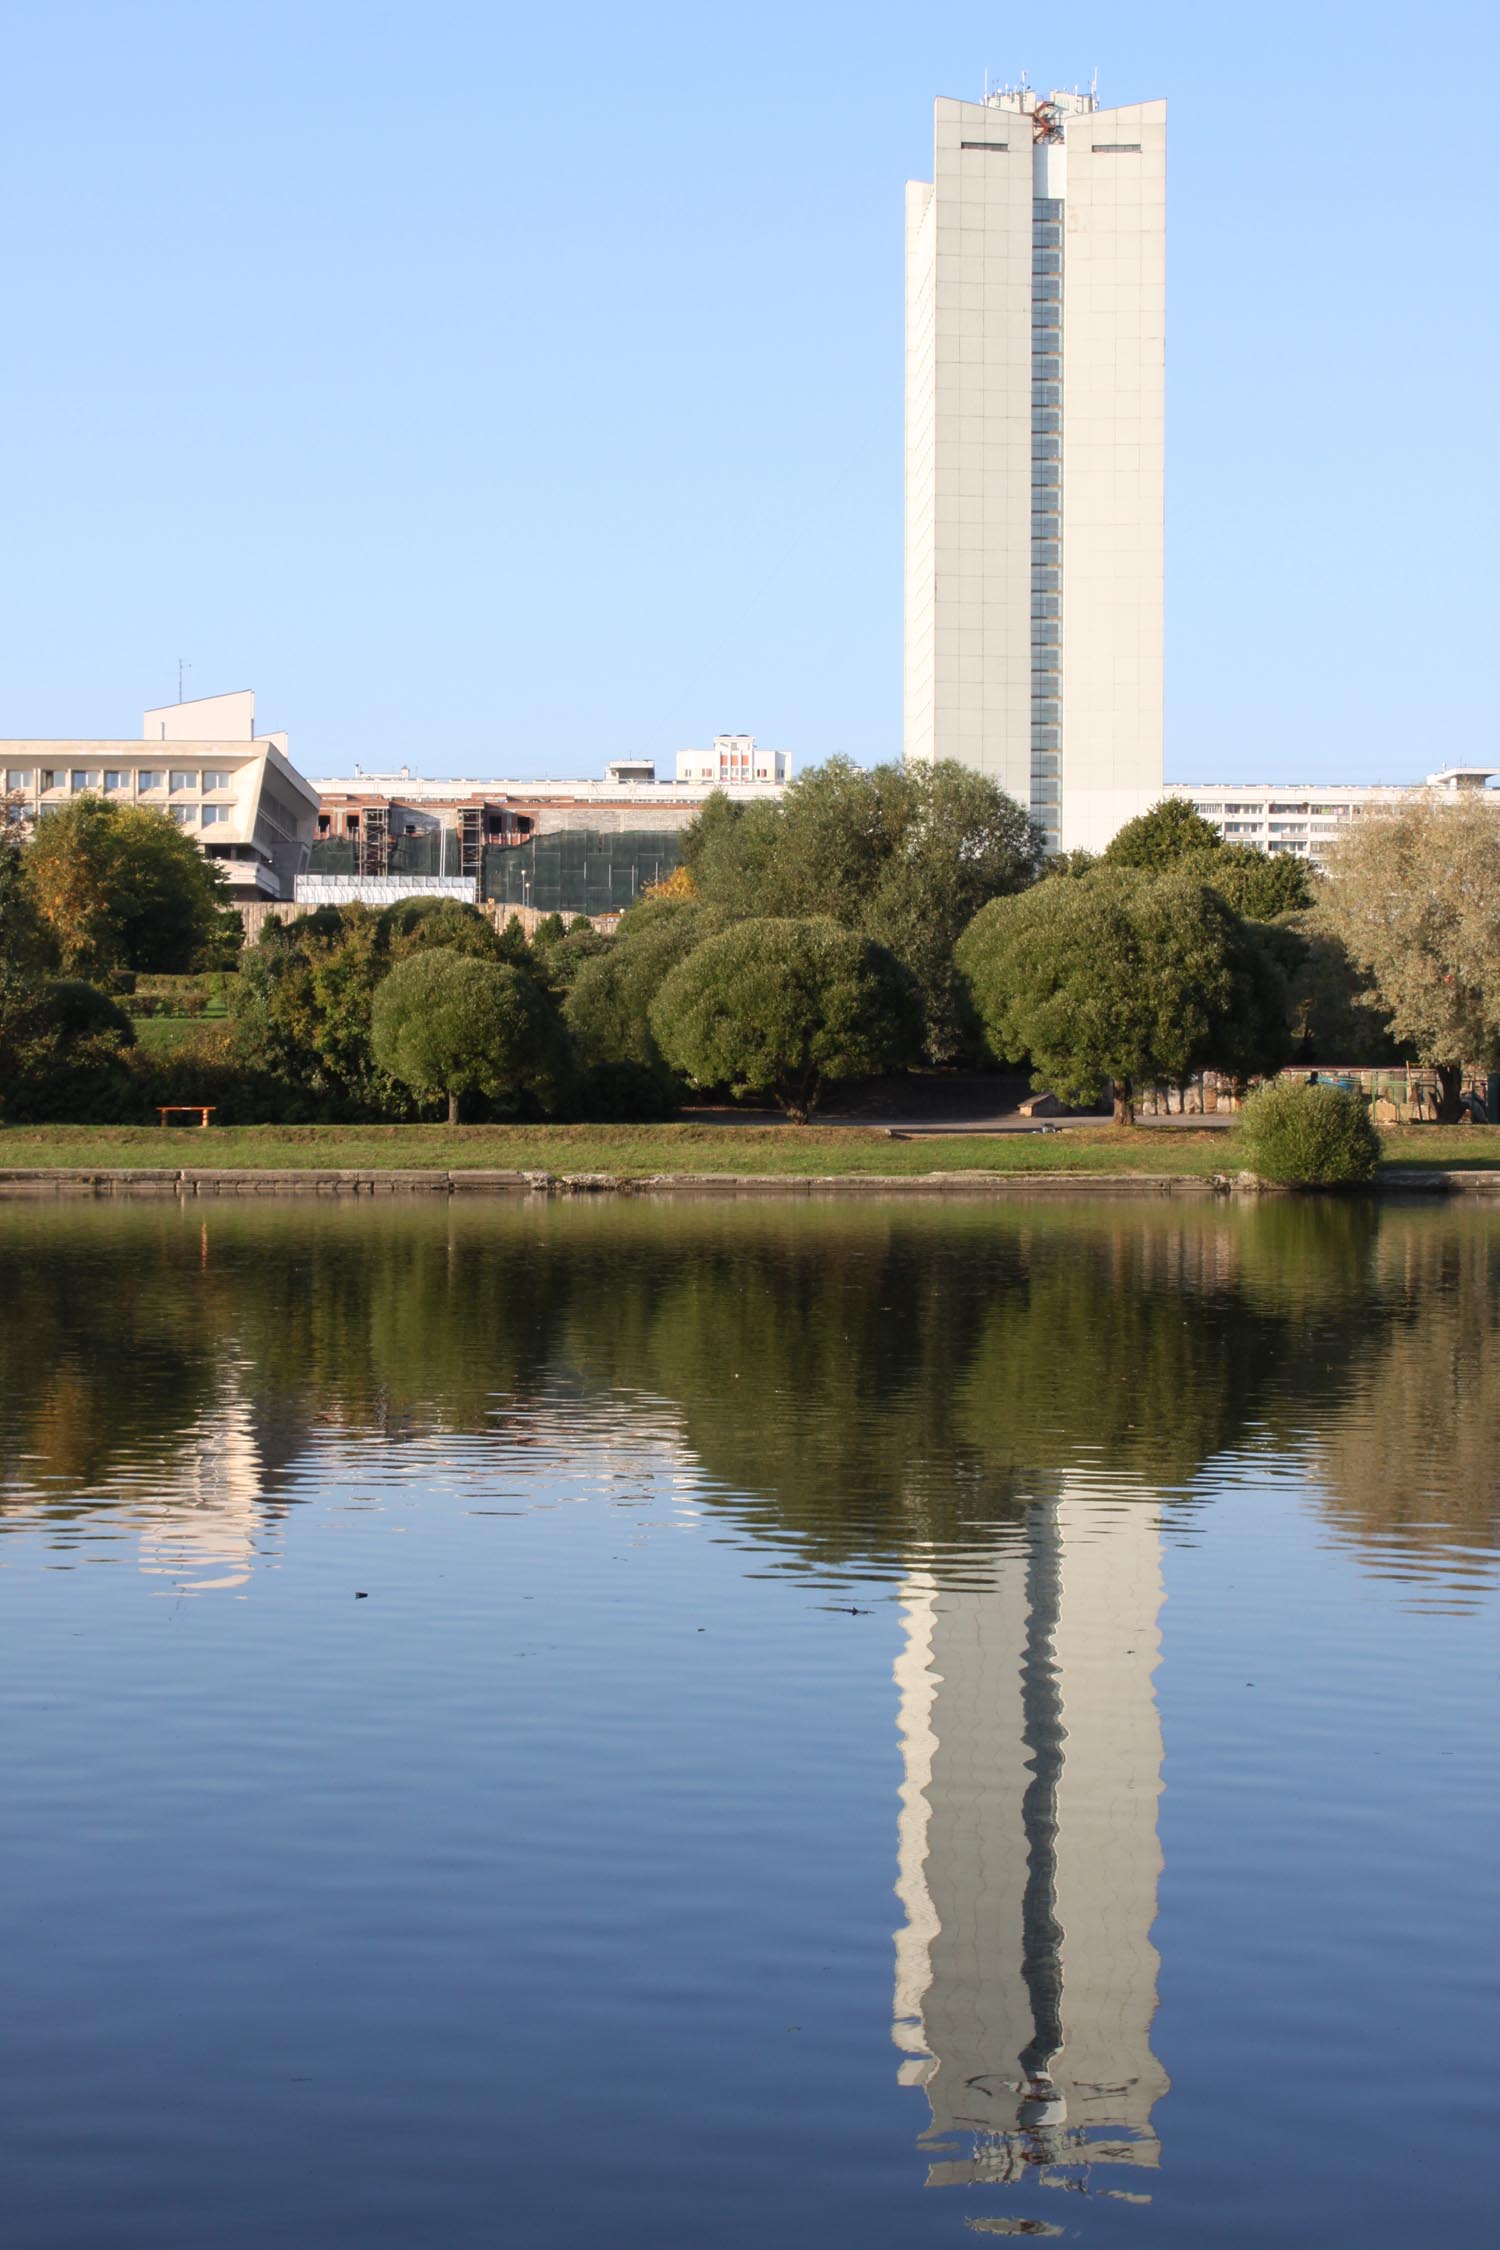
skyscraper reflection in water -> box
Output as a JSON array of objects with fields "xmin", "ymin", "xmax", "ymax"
[{"xmin": 893, "ymin": 1490, "xmax": 1169, "ymax": 2189}]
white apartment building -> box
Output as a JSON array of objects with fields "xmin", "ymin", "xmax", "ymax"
[
  {"xmin": 905, "ymin": 82, "xmax": 1166, "ymax": 855},
  {"xmin": 2, "ymin": 689, "xmax": 320, "ymax": 902},
  {"xmin": 1165, "ymin": 767, "xmax": 1500, "ymax": 868}
]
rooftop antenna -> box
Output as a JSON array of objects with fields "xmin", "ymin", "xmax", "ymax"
[
  {"xmin": 177, "ymin": 657, "xmax": 191, "ymax": 704},
  {"xmin": 1090, "ymin": 67, "xmax": 1099, "ymax": 104}
]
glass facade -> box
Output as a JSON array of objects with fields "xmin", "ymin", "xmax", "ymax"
[{"xmin": 1031, "ymin": 197, "xmax": 1064, "ymax": 851}]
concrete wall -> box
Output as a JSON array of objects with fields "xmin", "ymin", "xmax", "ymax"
[{"xmin": 142, "ymin": 690, "xmax": 257, "ymax": 743}]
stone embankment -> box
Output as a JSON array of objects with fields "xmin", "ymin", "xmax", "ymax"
[{"xmin": 0, "ymin": 1166, "xmax": 1494, "ymax": 1199}]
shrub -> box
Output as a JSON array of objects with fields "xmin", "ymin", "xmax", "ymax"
[
  {"xmin": 0, "ymin": 975, "xmax": 136, "ymax": 1121},
  {"xmin": 1236, "ymin": 1078, "xmax": 1380, "ymax": 1187},
  {"xmin": 649, "ymin": 916, "xmax": 922, "ymax": 1120}
]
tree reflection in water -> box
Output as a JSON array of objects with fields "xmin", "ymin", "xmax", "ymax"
[{"xmin": 2, "ymin": 1195, "xmax": 1497, "ymax": 1583}]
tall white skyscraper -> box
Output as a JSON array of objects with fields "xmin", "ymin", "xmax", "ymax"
[{"xmin": 904, "ymin": 85, "xmax": 1166, "ymax": 854}]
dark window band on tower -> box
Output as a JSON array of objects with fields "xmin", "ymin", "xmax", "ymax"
[
  {"xmin": 959, "ymin": 140, "xmax": 1010, "ymax": 151},
  {"xmin": 1030, "ymin": 196, "xmax": 1064, "ymax": 854}
]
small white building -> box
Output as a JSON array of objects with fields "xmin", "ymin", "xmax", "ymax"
[
  {"xmin": 1164, "ymin": 768, "xmax": 1500, "ymax": 869},
  {"xmin": 2, "ymin": 689, "xmax": 320, "ymax": 903},
  {"xmin": 672, "ymin": 736, "xmax": 792, "ymax": 786}
]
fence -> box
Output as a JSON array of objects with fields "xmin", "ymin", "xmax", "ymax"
[{"xmin": 1134, "ymin": 1065, "xmax": 1499, "ymax": 1123}]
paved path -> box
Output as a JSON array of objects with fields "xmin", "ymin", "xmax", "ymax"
[{"xmin": 687, "ymin": 1074, "xmax": 1235, "ymax": 1135}]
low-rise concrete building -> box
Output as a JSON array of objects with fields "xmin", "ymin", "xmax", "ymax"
[
  {"xmin": 1164, "ymin": 768, "xmax": 1500, "ymax": 869},
  {"xmin": 2, "ymin": 689, "xmax": 320, "ymax": 904},
  {"xmin": 303, "ymin": 738, "xmax": 793, "ymax": 913}
]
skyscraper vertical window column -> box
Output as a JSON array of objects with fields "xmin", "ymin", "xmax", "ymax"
[{"xmin": 1031, "ymin": 197, "xmax": 1064, "ymax": 841}]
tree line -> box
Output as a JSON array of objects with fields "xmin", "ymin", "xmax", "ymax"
[{"xmin": 3, "ymin": 764, "xmax": 1497, "ymax": 1124}]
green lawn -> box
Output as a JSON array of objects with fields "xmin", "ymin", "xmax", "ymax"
[
  {"xmin": 2, "ymin": 1119, "xmax": 1498, "ymax": 1177},
  {"xmin": 130, "ymin": 1015, "xmax": 227, "ymax": 1051}
]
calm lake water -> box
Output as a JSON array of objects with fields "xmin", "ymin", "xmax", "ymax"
[{"xmin": 1, "ymin": 1195, "xmax": 1496, "ymax": 2248}]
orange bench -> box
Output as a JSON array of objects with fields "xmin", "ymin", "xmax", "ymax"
[{"xmin": 157, "ymin": 1106, "xmax": 217, "ymax": 1129}]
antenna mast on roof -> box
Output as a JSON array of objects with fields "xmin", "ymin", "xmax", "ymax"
[{"xmin": 177, "ymin": 658, "xmax": 190, "ymax": 705}]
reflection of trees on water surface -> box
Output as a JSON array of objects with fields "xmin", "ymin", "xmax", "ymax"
[{"xmin": 1, "ymin": 1197, "xmax": 1496, "ymax": 1578}]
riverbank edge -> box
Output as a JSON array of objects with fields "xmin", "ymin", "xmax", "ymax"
[{"xmin": 0, "ymin": 1165, "xmax": 1487, "ymax": 1198}]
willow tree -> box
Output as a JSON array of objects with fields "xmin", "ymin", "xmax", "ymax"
[
  {"xmin": 956, "ymin": 866, "xmax": 1288, "ymax": 1124},
  {"xmin": 1318, "ymin": 795, "xmax": 1500, "ymax": 1122},
  {"xmin": 371, "ymin": 947, "xmax": 566, "ymax": 1123},
  {"xmin": 649, "ymin": 916, "xmax": 922, "ymax": 1120}
]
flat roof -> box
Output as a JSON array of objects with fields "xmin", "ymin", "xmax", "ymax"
[{"xmin": 309, "ymin": 775, "xmax": 787, "ymax": 796}]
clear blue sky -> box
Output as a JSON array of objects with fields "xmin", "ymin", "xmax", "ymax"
[{"xmin": 1, "ymin": 1, "xmax": 1494, "ymax": 782}]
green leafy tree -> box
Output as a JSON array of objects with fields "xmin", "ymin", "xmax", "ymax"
[
  {"xmin": 956, "ymin": 866, "xmax": 1260, "ymax": 1124},
  {"xmin": 1282, "ymin": 910, "xmax": 1405, "ymax": 1065},
  {"xmin": 24, "ymin": 796, "xmax": 237, "ymax": 975},
  {"xmin": 534, "ymin": 921, "xmax": 610, "ymax": 997},
  {"xmin": 0, "ymin": 975, "xmax": 135, "ymax": 1122},
  {"xmin": 1215, "ymin": 919, "xmax": 1300, "ymax": 1094},
  {"xmin": 378, "ymin": 896, "xmax": 506, "ymax": 962},
  {"xmin": 232, "ymin": 906, "xmax": 397, "ymax": 1118},
  {"xmin": 1204, "ymin": 843, "xmax": 1314, "ymax": 918},
  {"xmin": 680, "ymin": 758, "xmax": 1042, "ymax": 1059},
  {"xmin": 1041, "ymin": 847, "xmax": 1098, "ymax": 881},
  {"xmin": 1318, "ymin": 795, "xmax": 1500, "ymax": 1121},
  {"xmin": 1103, "ymin": 802, "xmax": 1314, "ymax": 916},
  {"xmin": 679, "ymin": 794, "xmax": 782, "ymax": 918},
  {"xmin": 564, "ymin": 900, "xmax": 720, "ymax": 1084},
  {"xmin": 1102, "ymin": 798, "xmax": 1225, "ymax": 869},
  {"xmin": 0, "ymin": 817, "xmax": 45, "ymax": 971},
  {"xmin": 648, "ymin": 916, "xmax": 923, "ymax": 1121},
  {"xmin": 371, "ymin": 946, "xmax": 568, "ymax": 1123}
]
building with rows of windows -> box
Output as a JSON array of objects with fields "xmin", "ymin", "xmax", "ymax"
[
  {"xmin": 903, "ymin": 79, "xmax": 1166, "ymax": 856},
  {"xmin": 1162, "ymin": 768, "xmax": 1500, "ymax": 869},
  {"xmin": 2, "ymin": 690, "xmax": 321, "ymax": 903}
]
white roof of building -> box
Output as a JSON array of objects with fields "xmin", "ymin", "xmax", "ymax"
[{"xmin": 309, "ymin": 773, "xmax": 787, "ymax": 801}]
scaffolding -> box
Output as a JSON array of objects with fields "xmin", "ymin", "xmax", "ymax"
[
  {"xmin": 358, "ymin": 802, "xmax": 389, "ymax": 878},
  {"xmin": 458, "ymin": 806, "xmax": 484, "ymax": 882}
]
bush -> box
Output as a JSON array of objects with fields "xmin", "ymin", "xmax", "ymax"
[
  {"xmin": 0, "ymin": 974, "xmax": 136, "ymax": 1121},
  {"xmin": 1236, "ymin": 1078, "xmax": 1380, "ymax": 1187}
]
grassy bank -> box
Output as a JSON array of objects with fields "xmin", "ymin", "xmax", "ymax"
[{"xmin": 2, "ymin": 1120, "xmax": 1498, "ymax": 1177}]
